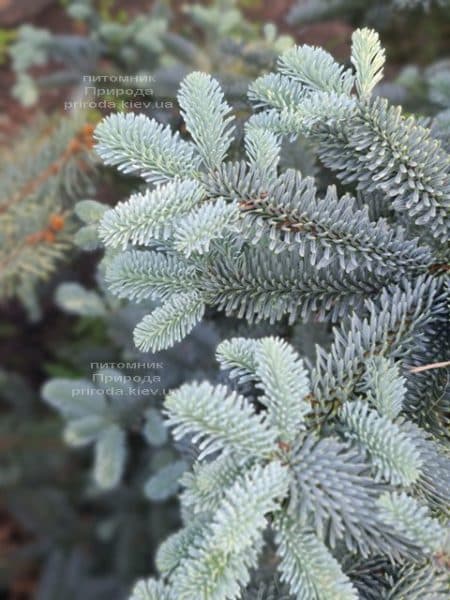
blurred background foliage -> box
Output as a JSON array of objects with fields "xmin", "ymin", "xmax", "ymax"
[{"xmin": 0, "ymin": 0, "xmax": 449, "ymax": 598}]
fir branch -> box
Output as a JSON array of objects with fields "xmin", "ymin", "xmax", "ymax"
[
  {"xmin": 340, "ymin": 400, "xmax": 422, "ymax": 485},
  {"xmin": 238, "ymin": 169, "xmax": 432, "ymax": 276},
  {"xmin": 249, "ymin": 29, "xmax": 450, "ymax": 242},
  {"xmin": 386, "ymin": 562, "xmax": 450, "ymax": 600},
  {"xmin": 289, "ymin": 435, "xmax": 421, "ymax": 559},
  {"xmin": 398, "ymin": 420, "xmax": 450, "ymax": 516},
  {"xmin": 98, "ymin": 179, "xmax": 205, "ymax": 249},
  {"xmin": 315, "ymin": 97, "xmax": 450, "ymax": 242},
  {"xmin": 244, "ymin": 124, "xmax": 281, "ymax": 183},
  {"xmin": 361, "ymin": 357, "xmax": 406, "ymax": 419},
  {"xmin": 130, "ymin": 579, "xmax": 173, "ymax": 600},
  {"xmin": 180, "ymin": 454, "xmax": 251, "ymax": 515},
  {"xmin": 275, "ymin": 515, "xmax": 358, "ymax": 600},
  {"xmin": 105, "ymin": 250, "xmax": 199, "ymax": 302},
  {"xmin": 203, "ymin": 244, "xmax": 393, "ymax": 325},
  {"xmin": 311, "ymin": 276, "xmax": 442, "ymax": 415},
  {"xmin": 133, "ymin": 292, "xmax": 205, "ymax": 352},
  {"xmin": 156, "ymin": 519, "xmax": 207, "ymax": 577},
  {"xmin": 377, "ymin": 492, "xmax": 447, "ymax": 554},
  {"xmin": 177, "ymin": 72, "xmax": 235, "ymax": 170},
  {"xmin": 172, "ymin": 199, "xmax": 239, "ymax": 257},
  {"xmin": 248, "ymin": 73, "xmax": 305, "ymax": 111},
  {"xmin": 94, "ymin": 113, "xmax": 201, "ymax": 184},
  {"xmin": 277, "ymin": 45, "xmax": 354, "ymax": 94},
  {"xmin": 170, "ymin": 462, "xmax": 289, "ymax": 600},
  {"xmin": 164, "ymin": 382, "xmax": 278, "ymax": 460},
  {"xmin": 351, "ymin": 28, "xmax": 385, "ymax": 99},
  {"xmin": 216, "ymin": 337, "xmax": 259, "ymax": 384},
  {"xmin": 254, "ymin": 337, "xmax": 311, "ymax": 442}
]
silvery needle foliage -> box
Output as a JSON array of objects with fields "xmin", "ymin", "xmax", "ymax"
[
  {"xmin": 128, "ymin": 336, "xmax": 449, "ymax": 599},
  {"xmin": 93, "ymin": 27, "xmax": 449, "ymax": 599},
  {"xmin": 95, "ymin": 29, "xmax": 446, "ymax": 356}
]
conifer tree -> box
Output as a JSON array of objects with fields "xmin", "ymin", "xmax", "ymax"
[{"xmin": 65, "ymin": 27, "xmax": 449, "ymax": 598}]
